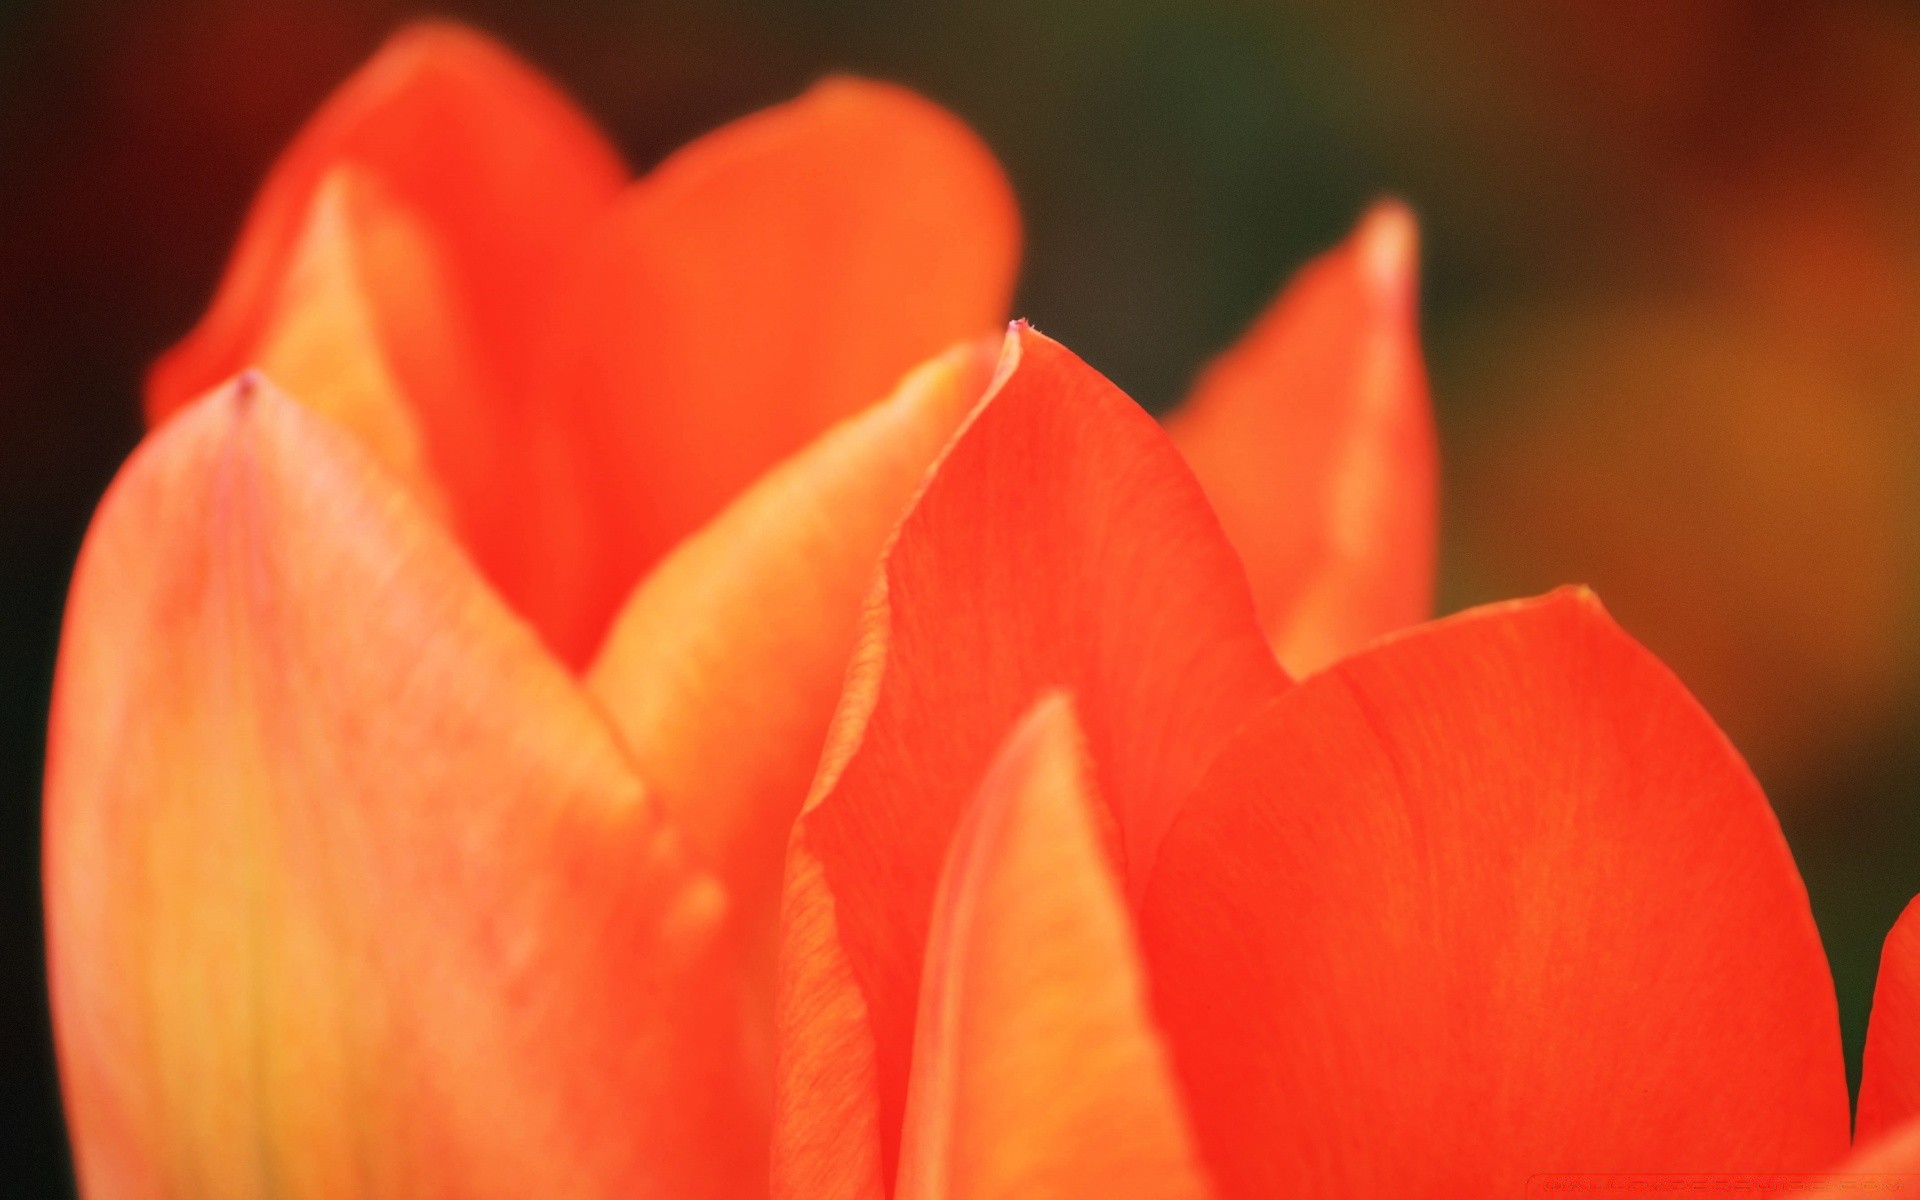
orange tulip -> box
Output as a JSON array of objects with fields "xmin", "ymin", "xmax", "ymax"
[
  {"xmin": 49, "ymin": 19, "xmax": 1920, "ymax": 1200},
  {"xmin": 771, "ymin": 322, "xmax": 1920, "ymax": 1197},
  {"xmin": 91, "ymin": 15, "xmax": 1920, "ymax": 1200},
  {"xmin": 46, "ymin": 21, "xmax": 1439, "ymax": 1199}
]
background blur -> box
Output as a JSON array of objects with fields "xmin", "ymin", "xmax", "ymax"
[{"xmin": 5, "ymin": 0, "xmax": 1920, "ymax": 1191}]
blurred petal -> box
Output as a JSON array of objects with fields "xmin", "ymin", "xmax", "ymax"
[
  {"xmin": 45, "ymin": 377, "xmax": 760, "ymax": 1200},
  {"xmin": 1858, "ymin": 897, "xmax": 1920, "ymax": 1143},
  {"xmin": 143, "ymin": 24, "xmax": 627, "ymax": 661},
  {"xmin": 535, "ymin": 76, "xmax": 1020, "ymax": 662},
  {"xmin": 1141, "ymin": 589, "xmax": 1848, "ymax": 1198},
  {"xmin": 1169, "ymin": 200, "xmax": 1437, "ymax": 675},
  {"xmin": 896, "ymin": 694, "xmax": 1212, "ymax": 1200},
  {"xmin": 773, "ymin": 325, "xmax": 1284, "ymax": 1194},
  {"xmin": 587, "ymin": 339, "xmax": 996, "ymax": 987},
  {"xmin": 148, "ymin": 20, "xmax": 625, "ymax": 417},
  {"xmin": 240, "ymin": 166, "xmax": 493, "ymax": 526}
]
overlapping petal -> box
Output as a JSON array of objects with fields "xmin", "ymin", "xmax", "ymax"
[
  {"xmin": 1836, "ymin": 1115, "xmax": 1920, "ymax": 1178},
  {"xmin": 535, "ymin": 77, "xmax": 1020, "ymax": 661},
  {"xmin": 83, "ymin": 21, "xmax": 1816, "ymax": 1200},
  {"xmin": 1858, "ymin": 897, "xmax": 1920, "ymax": 1143},
  {"xmin": 147, "ymin": 25, "xmax": 1023, "ymax": 667},
  {"xmin": 1140, "ymin": 589, "xmax": 1848, "ymax": 1198},
  {"xmin": 144, "ymin": 23, "xmax": 627, "ymax": 663},
  {"xmin": 773, "ymin": 324, "xmax": 1285, "ymax": 1196},
  {"xmin": 587, "ymin": 339, "xmax": 998, "ymax": 984},
  {"xmin": 148, "ymin": 21, "xmax": 625, "ymax": 416},
  {"xmin": 1169, "ymin": 200, "xmax": 1437, "ymax": 674},
  {"xmin": 45, "ymin": 376, "xmax": 760, "ymax": 1200},
  {"xmin": 895, "ymin": 693, "xmax": 1212, "ymax": 1200},
  {"xmin": 234, "ymin": 165, "xmax": 496, "ymax": 527}
]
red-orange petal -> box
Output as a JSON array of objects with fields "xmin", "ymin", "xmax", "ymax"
[
  {"xmin": 1168, "ymin": 200, "xmax": 1437, "ymax": 675},
  {"xmin": 772, "ymin": 325, "xmax": 1285, "ymax": 1194},
  {"xmin": 45, "ymin": 376, "xmax": 760, "ymax": 1200},
  {"xmin": 148, "ymin": 21, "xmax": 625, "ymax": 420},
  {"xmin": 1837, "ymin": 1114, "xmax": 1920, "ymax": 1176},
  {"xmin": 235, "ymin": 165, "xmax": 482, "ymax": 524},
  {"xmin": 1858, "ymin": 897, "xmax": 1920, "ymax": 1143},
  {"xmin": 587, "ymin": 339, "xmax": 997, "ymax": 994},
  {"xmin": 895, "ymin": 693, "xmax": 1213, "ymax": 1200},
  {"xmin": 1139, "ymin": 589, "xmax": 1848, "ymax": 1198},
  {"xmin": 532, "ymin": 76, "xmax": 1020, "ymax": 663}
]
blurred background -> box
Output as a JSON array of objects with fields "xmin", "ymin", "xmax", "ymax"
[{"xmin": 4, "ymin": 0, "xmax": 1920, "ymax": 1190}]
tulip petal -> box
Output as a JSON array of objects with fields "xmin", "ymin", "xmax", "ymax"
[
  {"xmin": 534, "ymin": 76, "xmax": 1020, "ymax": 662},
  {"xmin": 1169, "ymin": 200, "xmax": 1437, "ymax": 675},
  {"xmin": 1838, "ymin": 1115, "xmax": 1920, "ymax": 1175},
  {"xmin": 145, "ymin": 24, "xmax": 626, "ymax": 662},
  {"xmin": 587, "ymin": 339, "xmax": 997, "ymax": 985},
  {"xmin": 240, "ymin": 165, "xmax": 489, "ymax": 527},
  {"xmin": 895, "ymin": 693, "xmax": 1213, "ymax": 1200},
  {"xmin": 773, "ymin": 325, "xmax": 1285, "ymax": 1194},
  {"xmin": 148, "ymin": 20, "xmax": 625, "ymax": 418},
  {"xmin": 1857, "ymin": 897, "xmax": 1920, "ymax": 1143},
  {"xmin": 1139, "ymin": 589, "xmax": 1848, "ymax": 1198},
  {"xmin": 45, "ymin": 377, "xmax": 760, "ymax": 1200}
]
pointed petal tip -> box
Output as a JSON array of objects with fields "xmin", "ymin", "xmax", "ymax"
[
  {"xmin": 327, "ymin": 21, "xmax": 555, "ymax": 133},
  {"xmin": 1518, "ymin": 582, "xmax": 1609, "ymax": 621},
  {"xmin": 1558, "ymin": 581, "xmax": 1608, "ymax": 616},
  {"xmin": 986, "ymin": 321, "xmax": 1027, "ymax": 390},
  {"xmin": 772, "ymin": 320, "xmax": 1283, "ymax": 1188},
  {"xmin": 1857, "ymin": 893, "xmax": 1920, "ymax": 1144},
  {"xmin": 1168, "ymin": 197, "xmax": 1436, "ymax": 674},
  {"xmin": 230, "ymin": 367, "xmax": 268, "ymax": 405},
  {"xmin": 1354, "ymin": 198, "xmax": 1419, "ymax": 308},
  {"xmin": 1540, "ymin": 583, "xmax": 1622, "ymax": 639},
  {"xmin": 1463, "ymin": 584, "xmax": 1612, "ymax": 629},
  {"xmin": 801, "ymin": 73, "xmax": 920, "ymax": 108},
  {"xmin": 1017, "ymin": 686, "xmax": 1078, "ymax": 735},
  {"xmin": 960, "ymin": 688, "xmax": 1091, "ymax": 824},
  {"xmin": 187, "ymin": 367, "xmax": 288, "ymax": 444},
  {"xmin": 897, "ymin": 686, "xmax": 1209, "ymax": 1200},
  {"xmin": 53, "ymin": 354, "xmax": 766, "ymax": 1199},
  {"xmin": 374, "ymin": 17, "xmax": 519, "ymax": 71},
  {"xmin": 1329, "ymin": 586, "xmax": 1614, "ymax": 670},
  {"xmin": 1535, "ymin": 584, "xmax": 1646, "ymax": 651}
]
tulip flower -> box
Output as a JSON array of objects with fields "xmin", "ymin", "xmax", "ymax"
[
  {"xmin": 68, "ymin": 17, "xmax": 1920, "ymax": 1200},
  {"xmin": 46, "ymin": 22, "xmax": 1439, "ymax": 1200},
  {"xmin": 771, "ymin": 321, "xmax": 1920, "ymax": 1197}
]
